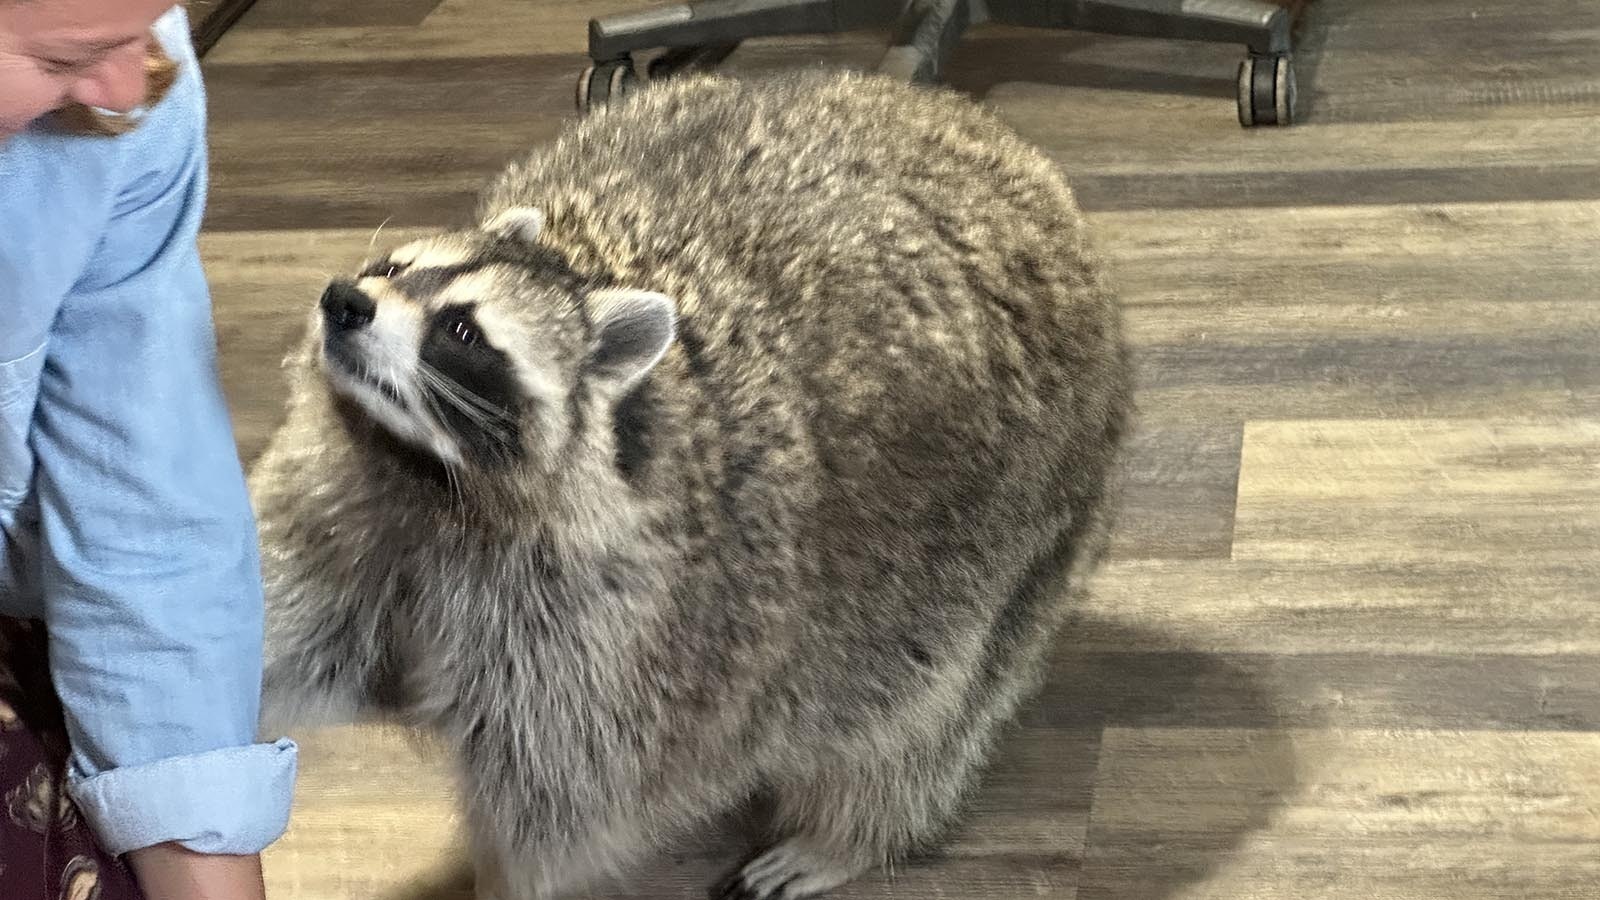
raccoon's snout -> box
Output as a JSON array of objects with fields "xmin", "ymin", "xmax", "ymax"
[
  {"xmin": 321, "ymin": 280, "xmax": 376, "ymax": 333},
  {"xmin": 318, "ymin": 281, "xmax": 403, "ymax": 404}
]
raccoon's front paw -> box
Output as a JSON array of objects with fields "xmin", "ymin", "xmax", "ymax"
[{"xmin": 713, "ymin": 838, "xmax": 864, "ymax": 900}]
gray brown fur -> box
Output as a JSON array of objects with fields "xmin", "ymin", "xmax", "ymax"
[{"xmin": 251, "ymin": 69, "xmax": 1133, "ymax": 900}]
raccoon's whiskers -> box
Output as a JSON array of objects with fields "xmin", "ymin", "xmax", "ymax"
[
  {"xmin": 417, "ymin": 364, "xmax": 517, "ymax": 444},
  {"xmin": 366, "ymin": 215, "xmax": 396, "ymax": 259}
]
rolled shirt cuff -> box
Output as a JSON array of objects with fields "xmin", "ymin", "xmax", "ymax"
[{"xmin": 66, "ymin": 738, "xmax": 299, "ymax": 856}]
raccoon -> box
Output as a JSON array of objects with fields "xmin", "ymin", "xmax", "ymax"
[{"xmin": 250, "ymin": 69, "xmax": 1133, "ymax": 900}]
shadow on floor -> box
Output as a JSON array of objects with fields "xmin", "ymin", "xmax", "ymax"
[
  {"xmin": 946, "ymin": 32, "xmax": 1241, "ymax": 101},
  {"xmin": 1037, "ymin": 617, "xmax": 1302, "ymax": 899},
  {"xmin": 384, "ymin": 862, "xmax": 474, "ymax": 900}
]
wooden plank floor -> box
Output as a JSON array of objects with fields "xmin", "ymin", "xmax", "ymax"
[{"xmin": 195, "ymin": 1, "xmax": 1600, "ymax": 898}]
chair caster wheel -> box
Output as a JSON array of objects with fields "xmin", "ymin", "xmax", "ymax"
[
  {"xmin": 577, "ymin": 57, "xmax": 638, "ymax": 113},
  {"xmin": 1237, "ymin": 53, "xmax": 1296, "ymax": 127}
]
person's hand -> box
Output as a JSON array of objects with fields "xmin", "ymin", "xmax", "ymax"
[{"xmin": 126, "ymin": 842, "xmax": 267, "ymax": 900}]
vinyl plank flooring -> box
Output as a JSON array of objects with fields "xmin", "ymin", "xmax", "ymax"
[
  {"xmin": 202, "ymin": 55, "xmax": 578, "ymax": 124},
  {"xmin": 997, "ymin": 85, "xmax": 1600, "ymax": 177},
  {"xmin": 1130, "ymin": 336, "xmax": 1580, "ymax": 423},
  {"xmin": 1028, "ymin": 649, "xmax": 1600, "ymax": 732},
  {"xmin": 1107, "ymin": 425, "xmax": 1243, "ymax": 561},
  {"xmin": 204, "ymin": 115, "xmax": 560, "ymax": 231},
  {"xmin": 1092, "ymin": 202, "xmax": 1600, "ymax": 277},
  {"xmin": 203, "ymin": 129, "xmax": 1600, "ymax": 227},
  {"xmin": 236, "ymin": 0, "xmax": 446, "ymax": 30},
  {"xmin": 1101, "ymin": 202, "xmax": 1598, "ymax": 415},
  {"xmin": 262, "ymin": 726, "xmax": 464, "ymax": 900},
  {"xmin": 1232, "ymin": 420, "xmax": 1600, "ymax": 563},
  {"xmin": 1078, "ymin": 726, "xmax": 1300, "ymax": 900},
  {"xmin": 1079, "ymin": 728, "xmax": 1600, "ymax": 900},
  {"xmin": 205, "ymin": 2, "xmax": 723, "ymax": 63},
  {"xmin": 1070, "ymin": 163, "xmax": 1600, "ymax": 211},
  {"xmin": 1079, "ymin": 559, "xmax": 1600, "ymax": 657},
  {"xmin": 1106, "ymin": 201, "xmax": 1600, "ymax": 422}
]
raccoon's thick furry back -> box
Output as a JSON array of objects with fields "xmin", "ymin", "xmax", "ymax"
[
  {"xmin": 481, "ymin": 66, "xmax": 1132, "ymax": 737},
  {"xmin": 256, "ymin": 69, "xmax": 1132, "ymax": 898}
]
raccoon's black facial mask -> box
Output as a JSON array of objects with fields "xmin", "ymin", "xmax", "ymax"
[
  {"xmin": 418, "ymin": 303, "xmax": 526, "ymax": 463},
  {"xmin": 317, "ymin": 273, "xmax": 527, "ymax": 469},
  {"xmin": 321, "ymin": 207, "xmax": 678, "ymax": 476}
]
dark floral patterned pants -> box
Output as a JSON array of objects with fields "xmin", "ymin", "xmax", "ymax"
[{"xmin": 0, "ymin": 618, "xmax": 144, "ymax": 900}]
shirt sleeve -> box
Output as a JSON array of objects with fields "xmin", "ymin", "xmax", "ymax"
[{"xmin": 26, "ymin": 19, "xmax": 297, "ymax": 857}]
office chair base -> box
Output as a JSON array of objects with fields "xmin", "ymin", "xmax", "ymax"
[
  {"xmin": 578, "ymin": 57, "xmax": 640, "ymax": 111},
  {"xmin": 578, "ymin": 43, "xmax": 744, "ymax": 112},
  {"xmin": 577, "ymin": 1, "xmax": 1301, "ymax": 127},
  {"xmin": 1237, "ymin": 53, "xmax": 1296, "ymax": 127}
]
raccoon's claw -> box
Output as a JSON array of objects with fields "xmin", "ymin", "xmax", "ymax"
[{"xmin": 712, "ymin": 839, "xmax": 861, "ymax": 900}]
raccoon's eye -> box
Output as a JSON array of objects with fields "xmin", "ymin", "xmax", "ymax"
[
  {"xmin": 359, "ymin": 259, "xmax": 409, "ymax": 279},
  {"xmin": 449, "ymin": 318, "xmax": 479, "ymax": 347}
]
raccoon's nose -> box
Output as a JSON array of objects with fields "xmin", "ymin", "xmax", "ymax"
[{"xmin": 320, "ymin": 281, "xmax": 376, "ymax": 332}]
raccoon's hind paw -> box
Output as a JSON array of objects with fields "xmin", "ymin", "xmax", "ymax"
[{"xmin": 711, "ymin": 838, "xmax": 865, "ymax": 900}]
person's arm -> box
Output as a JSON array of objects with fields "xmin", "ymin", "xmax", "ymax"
[
  {"xmin": 27, "ymin": 10, "xmax": 295, "ymax": 896},
  {"xmin": 128, "ymin": 843, "xmax": 267, "ymax": 900}
]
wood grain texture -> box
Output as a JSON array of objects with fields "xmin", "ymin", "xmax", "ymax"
[
  {"xmin": 1029, "ymin": 650, "xmax": 1600, "ymax": 732},
  {"xmin": 1233, "ymin": 420, "xmax": 1600, "ymax": 563},
  {"xmin": 235, "ymin": 0, "xmax": 445, "ymax": 30},
  {"xmin": 261, "ymin": 726, "xmax": 466, "ymax": 900},
  {"xmin": 1099, "ymin": 201, "xmax": 1600, "ymax": 423},
  {"xmin": 1079, "ymin": 728, "xmax": 1600, "ymax": 900},
  {"xmin": 1108, "ymin": 425, "xmax": 1243, "ymax": 560},
  {"xmin": 194, "ymin": 0, "xmax": 1600, "ymax": 898},
  {"xmin": 1079, "ymin": 559, "xmax": 1600, "ymax": 656}
]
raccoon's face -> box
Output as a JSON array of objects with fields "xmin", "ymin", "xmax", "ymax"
[{"xmin": 314, "ymin": 207, "xmax": 675, "ymax": 473}]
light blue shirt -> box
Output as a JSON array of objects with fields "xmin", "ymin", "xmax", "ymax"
[{"xmin": 0, "ymin": 8, "xmax": 296, "ymax": 856}]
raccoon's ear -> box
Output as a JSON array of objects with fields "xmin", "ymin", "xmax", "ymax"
[
  {"xmin": 586, "ymin": 288, "xmax": 676, "ymax": 393},
  {"xmin": 482, "ymin": 206, "xmax": 545, "ymax": 244}
]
